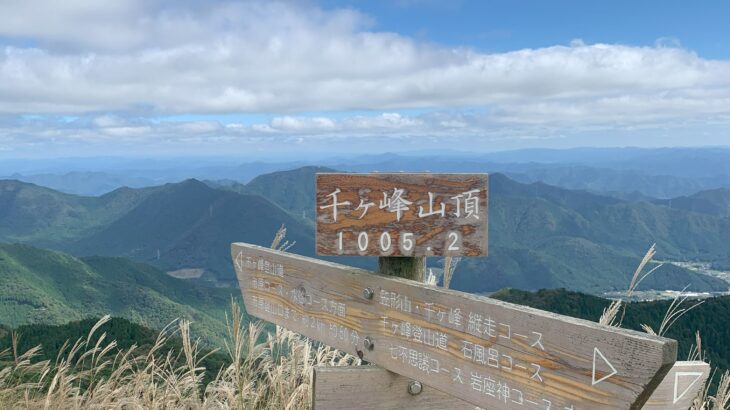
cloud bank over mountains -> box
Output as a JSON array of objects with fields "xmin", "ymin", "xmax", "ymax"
[{"xmin": 1, "ymin": 0, "xmax": 729, "ymax": 155}]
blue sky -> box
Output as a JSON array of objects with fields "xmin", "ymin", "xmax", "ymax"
[
  {"xmin": 343, "ymin": 0, "xmax": 730, "ymax": 58},
  {"xmin": 0, "ymin": 0, "xmax": 729, "ymax": 158}
]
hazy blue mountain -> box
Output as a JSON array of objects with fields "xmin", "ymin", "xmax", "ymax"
[
  {"xmin": 239, "ymin": 166, "xmax": 334, "ymax": 219},
  {"xmin": 323, "ymin": 149, "xmax": 730, "ymax": 198},
  {"xmin": 5, "ymin": 171, "xmax": 158, "ymax": 196},
  {"xmin": 505, "ymin": 165, "xmax": 727, "ymax": 199},
  {"xmin": 653, "ymin": 188, "xmax": 730, "ymax": 217},
  {"xmin": 8, "ymin": 148, "xmax": 730, "ymax": 199},
  {"xmin": 67, "ymin": 179, "xmax": 317, "ymax": 283}
]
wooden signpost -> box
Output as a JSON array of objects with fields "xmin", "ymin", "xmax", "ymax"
[
  {"xmin": 316, "ymin": 173, "xmax": 488, "ymax": 257},
  {"xmin": 232, "ymin": 171, "xmax": 706, "ymax": 410},
  {"xmin": 311, "ymin": 361, "xmax": 709, "ymax": 410},
  {"xmin": 232, "ymin": 243, "xmax": 677, "ymax": 409}
]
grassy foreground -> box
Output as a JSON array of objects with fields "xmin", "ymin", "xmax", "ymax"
[{"xmin": 0, "ymin": 302, "xmax": 358, "ymax": 409}]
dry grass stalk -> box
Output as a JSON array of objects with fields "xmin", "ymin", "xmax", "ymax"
[
  {"xmin": 271, "ymin": 224, "xmax": 296, "ymax": 252},
  {"xmin": 442, "ymin": 256, "xmax": 461, "ymax": 290},
  {"xmin": 600, "ymin": 244, "xmax": 660, "ymax": 327},
  {"xmin": 0, "ymin": 300, "xmax": 359, "ymax": 409}
]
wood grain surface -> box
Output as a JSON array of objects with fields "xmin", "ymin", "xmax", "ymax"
[
  {"xmin": 312, "ymin": 366, "xmax": 478, "ymax": 410},
  {"xmin": 232, "ymin": 243, "xmax": 677, "ymax": 409},
  {"xmin": 642, "ymin": 361, "xmax": 710, "ymax": 409},
  {"xmin": 316, "ymin": 173, "xmax": 488, "ymax": 257},
  {"xmin": 312, "ymin": 361, "xmax": 709, "ymax": 410}
]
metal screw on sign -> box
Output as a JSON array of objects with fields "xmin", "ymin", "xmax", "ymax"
[
  {"xmin": 363, "ymin": 336, "xmax": 374, "ymax": 350},
  {"xmin": 407, "ymin": 381, "xmax": 423, "ymax": 396},
  {"xmin": 362, "ymin": 287, "xmax": 374, "ymax": 300}
]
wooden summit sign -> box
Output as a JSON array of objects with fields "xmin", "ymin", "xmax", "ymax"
[
  {"xmin": 231, "ymin": 243, "xmax": 677, "ymax": 410},
  {"xmin": 316, "ymin": 173, "xmax": 488, "ymax": 257}
]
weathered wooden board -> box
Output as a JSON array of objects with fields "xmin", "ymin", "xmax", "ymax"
[
  {"xmin": 312, "ymin": 361, "xmax": 709, "ymax": 410},
  {"xmin": 232, "ymin": 243, "xmax": 677, "ymax": 409},
  {"xmin": 312, "ymin": 366, "xmax": 477, "ymax": 410},
  {"xmin": 643, "ymin": 361, "xmax": 710, "ymax": 409},
  {"xmin": 316, "ymin": 173, "xmax": 488, "ymax": 257}
]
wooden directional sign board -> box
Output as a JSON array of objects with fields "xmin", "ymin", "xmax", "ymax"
[
  {"xmin": 232, "ymin": 243, "xmax": 677, "ymax": 410},
  {"xmin": 316, "ymin": 173, "xmax": 488, "ymax": 257},
  {"xmin": 312, "ymin": 361, "xmax": 709, "ymax": 410}
]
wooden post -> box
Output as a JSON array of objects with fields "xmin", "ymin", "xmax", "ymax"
[
  {"xmin": 379, "ymin": 256, "xmax": 425, "ymax": 281},
  {"xmin": 370, "ymin": 255, "xmax": 426, "ymax": 400}
]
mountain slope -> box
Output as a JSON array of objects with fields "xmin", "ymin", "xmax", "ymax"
[
  {"xmin": 486, "ymin": 174, "xmax": 730, "ymax": 261},
  {"xmin": 506, "ymin": 165, "xmax": 722, "ymax": 199},
  {"xmin": 653, "ymin": 188, "xmax": 730, "ymax": 217},
  {"xmin": 0, "ymin": 244, "xmax": 239, "ymax": 343},
  {"xmin": 0, "ymin": 180, "xmax": 155, "ymax": 244},
  {"xmin": 67, "ymin": 179, "xmax": 316, "ymax": 283},
  {"xmin": 243, "ymin": 166, "xmax": 334, "ymax": 219}
]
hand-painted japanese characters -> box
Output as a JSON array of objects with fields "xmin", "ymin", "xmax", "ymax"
[
  {"xmin": 316, "ymin": 173, "xmax": 488, "ymax": 257},
  {"xmin": 232, "ymin": 243, "xmax": 677, "ymax": 410}
]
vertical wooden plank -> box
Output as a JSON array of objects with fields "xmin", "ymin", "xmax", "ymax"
[{"xmin": 642, "ymin": 361, "xmax": 710, "ymax": 409}]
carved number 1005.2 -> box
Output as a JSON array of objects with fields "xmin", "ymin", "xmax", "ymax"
[{"xmin": 336, "ymin": 231, "xmax": 460, "ymax": 253}]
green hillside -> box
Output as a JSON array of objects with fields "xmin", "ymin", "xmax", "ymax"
[
  {"xmin": 243, "ymin": 166, "xmax": 334, "ymax": 219},
  {"xmin": 0, "ymin": 180, "xmax": 155, "ymax": 244},
  {"xmin": 451, "ymin": 175, "xmax": 730, "ymax": 293},
  {"xmin": 452, "ymin": 242, "xmax": 726, "ymax": 294},
  {"xmin": 492, "ymin": 288, "xmax": 730, "ymax": 377},
  {"xmin": 0, "ymin": 244, "xmax": 241, "ymax": 344},
  {"xmin": 654, "ymin": 188, "xmax": 730, "ymax": 217},
  {"xmin": 65, "ymin": 179, "xmax": 316, "ymax": 283}
]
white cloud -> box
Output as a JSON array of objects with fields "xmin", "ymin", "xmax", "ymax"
[{"xmin": 0, "ymin": 0, "xmax": 729, "ymax": 154}]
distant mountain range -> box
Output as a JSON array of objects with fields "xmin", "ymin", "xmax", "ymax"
[
  {"xmin": 653, "ymin": 188, "xmax": 730, "ymax": 217},
  {"xmin": 0, "ymin": 244, "xmax": 239, "ymax": 344},
  {"xmin": 5, "ymin": 148, "xmax": 730, "ymax": 198},
  {"xmin": 1, "ymin": 165, "xmax": 729, "ymax": 294}
]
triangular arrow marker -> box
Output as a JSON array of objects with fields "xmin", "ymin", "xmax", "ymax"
[
  {"xmin": 674, "ymin": 372, "xmax": 704, "ymax": 404},
  {"xmin": 235, "ymin": 251, "xmax": 244, "ymax": 271},
  {"xmin": 592, "ymin": 347, "xmax": 618, "ymax": 386}
]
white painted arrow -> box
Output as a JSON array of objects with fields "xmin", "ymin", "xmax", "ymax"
[
  {"xmin": 235, "ymin": 250, "xmax": 244, "ymax": 271},
  {"xmin": 592, "ymin": 347, "xmax": 618, "ymax": 386},
  {"xmin": 674, "ymin": 371, "xmax": 705, "ymax": 404}
]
